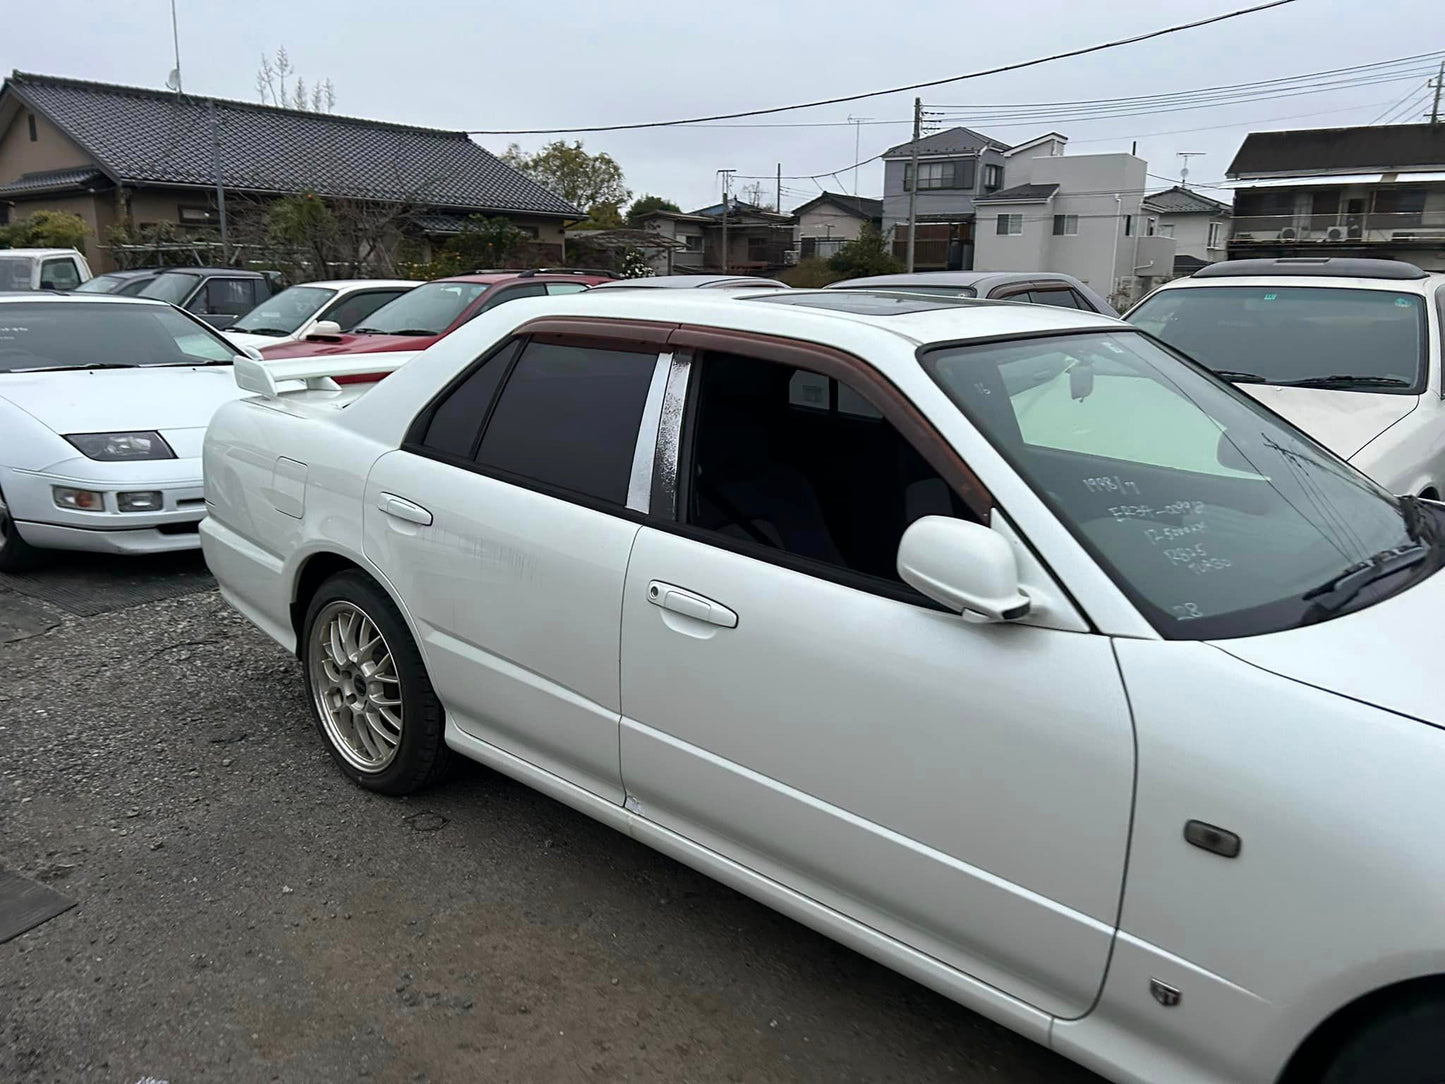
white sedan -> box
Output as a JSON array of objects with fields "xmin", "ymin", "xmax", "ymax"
[
  {"xmin": 224, "ymin": 278, "xmax": 419, "ymax": 353},
  {"xmin": 202, "ymin": 288, "xmax": 1445, "ymax": 1084},
  {"xmin": 0, "ymin": 293, "xmax": 251, "ymax": 568}
]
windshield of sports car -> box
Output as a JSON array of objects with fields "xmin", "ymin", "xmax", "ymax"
[
  {"xmin": 138, "ymin": 272, "xmax": 202, "ymax": 305},
  {"xmin": 230, "ymin": 285, "xmax": 336, "ymax": 335},
  {"xmin": 1127, "ymin": 285, "xmax": 1428, "ymax": 393},
  {"xmin": 0, "ymin": 255, "xmax": 38, "ymax": 291},
  {"xmin": 0, "ymin": 301, "xmax": 237, "ymax": 372},
  {"xmin": 352, "ymin": 281, "xmax": 488, "ymax": 336},
  {"xmin": 924, "ymin": 330, "xmax": 1443, "ymax": 639}
]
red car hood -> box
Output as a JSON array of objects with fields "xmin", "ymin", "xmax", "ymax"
[{"xmin": 260, "ymin": 332, "xmax": 439, "ymax": 358}]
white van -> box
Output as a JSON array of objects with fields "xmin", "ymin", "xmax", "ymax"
[{"xmin": 0, "ymin": 248, "xmax": 93, "ymax": 291}]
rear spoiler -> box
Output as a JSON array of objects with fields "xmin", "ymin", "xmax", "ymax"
[{"xmin": 232, "ymin": 353, "xmax": 417, "ymax": 399}]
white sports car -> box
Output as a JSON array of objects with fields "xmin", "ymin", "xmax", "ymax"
[
  {"xmin": 203, "ymin": 288, "xmax": 1445, "ymax": 1084},
  {"xmin": 224, "ymin": 278, "xmax": 419, "ymax": 353},
  {"xmin": 0, "ymin": 293, "xmax": 251, "ymax": 568}
]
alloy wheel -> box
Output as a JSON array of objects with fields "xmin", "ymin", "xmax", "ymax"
[{"xmin": 308, "ymin": 600, "xmax": 404, "ymax": 772}]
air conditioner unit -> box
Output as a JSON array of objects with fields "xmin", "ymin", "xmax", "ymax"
[
  {"xmin": 1279, "ymin": 227, "xmax": 1299, "ymax": 241},
  {"xmin": 1324, "ymin": 225, "xmax": 1348, "ymax": 242},
  {"xmin": 1347, "ymin": 224, "xmax": 1363, "ymax": 240}
]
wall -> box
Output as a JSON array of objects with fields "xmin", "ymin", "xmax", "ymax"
[
  {"xmin": 1159, "ymin": 213, "xmax": 1229, "ymax": 264},
  {"xmin": 0, "ymin": 107, "xmax": 92, "ymax": 183},
  {"xmin": 798, "ymin": 205, "xmax": 866, "ymax": 242}
]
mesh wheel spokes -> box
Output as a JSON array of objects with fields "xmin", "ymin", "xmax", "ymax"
[{"xmin": 310, "ymin": 601, "xmax": 404, "ymax": 772}]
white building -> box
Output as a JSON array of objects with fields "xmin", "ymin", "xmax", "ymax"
[{"xmin": 1142, "ymin": 186, "xmax": 1232, "ymax": 275}]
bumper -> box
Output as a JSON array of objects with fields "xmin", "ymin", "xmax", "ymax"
[
  {"xmin": 13, "ymin": 519, "xmax": 202, "ymax": 554},
  {"xmin": 3, "ymin": 465, "xmax": 207, "ymax": 555}
]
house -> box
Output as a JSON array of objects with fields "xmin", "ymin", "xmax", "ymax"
[
  {"xmin": 0, "ymin": 71, "xmax": 582, "ymax": 272},
  {"xmin": 972, "ymin": 138, "xmax": 1173, "ymax": 308},
  {"xmin": 1141, "ymin": 185, "xmax": 1231, "ymax": 274},
  {"xmin": 635, "ymin": 200, "xmax": 795, "ymax": 275},
  {"xmin": 1225, "ymin": 123, "xmax": 1445, "ymax": 270},
  {"xmin": 879, "ymin": 127, "xmax": 1012, "ymax": 269},
  {"xmin": 791, "ymin": 192, "xmax": 882, "ymax": 261}
]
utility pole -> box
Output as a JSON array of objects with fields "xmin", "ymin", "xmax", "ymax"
[
  {"xmin": 1432, "ymin": 60, "xmax": 1443, "ymax": 125},
  {"xmin": 717, "ymin": 169, "xmax": 735, "ymax": 274},
  {"xmin": 776, "ymin": 163, "xmax": 782, "ymax": 213},
  {"xmin": 905, "ymin": 97, "xmax": 922, "ymax": 273},
  {"xmin": 847, "ymin": 115, "xmax": 872, "ymax": 195},
  {"xmin": 209, "ymin": 100, "xmax": 229, "ymax": 264}
]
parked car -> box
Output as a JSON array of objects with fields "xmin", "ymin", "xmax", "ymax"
[
  {"xmin": 257, "ymin": 269, "xmax": 615, "ymax": 364},
  {"xmin": 205, "ymin": 287, "xmax": 1445, "ymax": 1084},
  {"xmin": 225, "ymin": 279, "xmax": 420, "ymax": 353},
  {"xmin": 826, "ymin": 270, "xmax": 1115, "ymax": 314},
  {"xmin": 0, "ymin": 247, "xmax": 92, "ymax": 290},
  {"xmin": 74, "ymin": 267, "xmax": 164, "ymax": 296},
  {"xmin": 1126, "ymin": 257, "xmax": 1445, "ymax": 498},
  {"xmin": 590, "ymin": 274, "xmax": 789, "ymax": 290},
  {"xmin": 136, "ymin": 267, "xmax": 276, "ymax": 330},
  {"xmin": 0, "ymin": 294, "xmax": 251, "ymax": 568}
]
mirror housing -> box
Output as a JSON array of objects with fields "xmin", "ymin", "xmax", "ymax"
[
  {"xmin": 238, "ymin": 345, "xmax": 264, "ymax": 362},
  {"xmin": 897, "ymin": 517, "xmax": 1031, "ymax": 622},
  {"xmin": 307, "ymin": 320, "xmax": 343, "ymax": 340}
]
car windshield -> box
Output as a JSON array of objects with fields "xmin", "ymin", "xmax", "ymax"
[
  {"xmin": 230, "ymin": 285, "xmax": 336, "ymax": 335},
  {"xmin": 1127, "ymin": 285, "xmax": 1428, "ymax": 393},
  {"xmin": 924, "ymin": 330, "xmax": 1443, "ymax": 639},
  {"xmin": 0, "ymin": 301, "xmax": 237, "ymax": 372},
  {"xmin": 353, "ymin": 281, "xmax": 488, "ymax": 335},
  {"xmin": 0, "ymin": 255, "xmax": 38, "ymax": 290},
  {"xmin": 138, "ymin": 272, "xmax": 202, "ymax": 305},
  {"xmin": 74, "ymin": 273, "xmax": 131, "ymax": 294}
]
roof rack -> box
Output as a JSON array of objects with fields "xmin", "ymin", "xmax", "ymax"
[{"xmin": 1194, "ymin": 257, "xmax": 1428, "ymax": 281}]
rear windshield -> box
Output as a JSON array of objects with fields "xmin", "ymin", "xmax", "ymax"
[
  {"xmin": 1128, "ymin": 285, "xmax": 1428, "ymax": 393},
  {"xmin": 0, "ymin": 255, "xmax": 37, "ymax": 290}
]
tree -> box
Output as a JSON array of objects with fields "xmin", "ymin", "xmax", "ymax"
[
  {"xmin": 827, "ymin": 225, "xmax": 903, "ymax": 279},
  {"xmin": 501, "ymin": 140, "xmax": 629, "ymax": 216},
  {"xmin": 256, "ymin": 47, "xmax": 336, "ymax": 112},
  {"xmin": 0, "ymin": 209, "xmax": 90, "ymax": 250},
  {"xmin": 626, "ymin": 194, "xmax": 681, "ymax": 224},
  {"xmin": 448, "ymin": 215, "xmax": 527, "ymax": 271}
]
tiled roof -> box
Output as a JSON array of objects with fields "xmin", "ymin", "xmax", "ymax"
[
  {"xmin": 1142, "ymin": 185, "xmax": 1230, "ymax": 215},
  {"xmin": 790, "ymin": 191, "xmax": 883, "ymax": 219},
  {"xmin": 1227, "ymin": 123, "xmax": 1445, "ymax": 176},
  {"xmin": 883, "ymin": 126, "xmax": 1010, "ymax": 158},
  {"xmin": 0, "ymin": 165, "xmax": 106, "ymax": 196},
  {"xmin": 974, "ymin": 182, "xmax": 1059, "ymax": 202},
  {"xmin": 3, "ymin": 71, "xmax": 582, "ymax": 216}
]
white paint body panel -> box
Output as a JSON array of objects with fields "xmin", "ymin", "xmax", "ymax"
[{"xmin": 223, "ymin": 279, "xmax": 420, "ymax": 352}]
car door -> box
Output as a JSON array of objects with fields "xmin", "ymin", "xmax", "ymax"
[
  {"xmin": 618, "ymin": 333, "xmax": 1135, "ymax": 1017},
  {"xmin": 363, "ymin": 325, "xmax": 672, "ymax": 802},
  {"xmin": 187, "ymin": 277, "xmax": 257, "ymax": 329}
]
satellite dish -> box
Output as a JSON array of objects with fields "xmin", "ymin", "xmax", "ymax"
[{"xmin": 166, "ymin": 69, "xmax": 182, "ymax": 92}]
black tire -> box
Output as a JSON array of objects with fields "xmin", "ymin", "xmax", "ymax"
[
  {"xmin": 301, "ymin": 570, "xmax": 451, "ymax": 795},
  {"xmin": 1321, "ymin": 995, "xmax": 1445, "ymax": 1084},
  {"xmin": 0, "ymin": 485, "xmax": 44, "ymax": 572}
]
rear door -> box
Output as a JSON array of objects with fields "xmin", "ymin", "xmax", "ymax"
[{"xmin": 363, "ymin": 324, "xmax": 672, "ymax": 800}]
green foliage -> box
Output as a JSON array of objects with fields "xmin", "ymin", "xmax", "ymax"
[
  {"xmin": 780, "ymin": 257, "xmax": 847, "ymax": 288},
  {"xmin": 827, "ymin": 225, "xmax": 903, "ymax": 278},
  {"xmin": 573, "ymin": 201, "xmax": 625, "ymax": 231},
  {"xmin": 0, "ymin": 209, "xmax": 90, "ymax": 251},
  {"xmin": 397, "ymin": 215, "xmax": 528, "ymax": 280},
  {"xmin": 626, "ymin": 194, "xmax": 681, "ymax": 224},
  {"xmin": 265, "ymin": 192, "xmax": 337, "ymax": 249},
  {"xmin": 501, "ymin": 140, "xmax": 630, "ymax": 214}
]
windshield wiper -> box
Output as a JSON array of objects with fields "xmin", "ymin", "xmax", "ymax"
[
  {"xmin": 230, "ymin": 326, "xmax": 288, "ymax": 336},
  {"xmin": 11, "ymin": 362, "xmax": 137, "ymax": 372},
  {"xmin": 1284, "ymin": 375, "xmax": 1413, "ymax": 389},
  {"xmin": 383, "ymin": 328, "xmax": 438, "ymax": 337},
  {"xmin": 1301, "ymin": 543, "xmax": 1429, "ymax": 612},
  {"xmin": 1210, "ymin": 369, "xmax": 1269, "ymax": 383}
]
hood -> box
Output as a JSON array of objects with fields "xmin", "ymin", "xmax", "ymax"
[
  {"xmin": 226, "ymin": 330, "xmax": 296, "ymax": 352},
  {"xmin": 261, "ymin": 332, "xmax": 437, "ymax": 358},
  {"xmin": 1240, "ymin": 384, "xmax": 1418, "ymax": 461},
  {"xmin": 0, "ymin": 366, "xmax": 246, "ymax": 437},
  {"xmin": 1214, "ymin": 560, "xmax": 1445, "ymax": 729}
]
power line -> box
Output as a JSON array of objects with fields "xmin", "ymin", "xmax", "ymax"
[
  {"xmin": 466, "ymin": 0, "xmax": 1300, "ymax": 134},
  {"xmin": 1376, "ymin": 87, "xmax": 1434, "ymax": 125}
]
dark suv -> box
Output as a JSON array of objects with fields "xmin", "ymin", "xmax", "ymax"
[{"xmin": 137, "ymin": 268, "xmax": 277, "ymax": 330}]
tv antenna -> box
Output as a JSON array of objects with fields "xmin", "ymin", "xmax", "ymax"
[{"xmin": 1177, "ymin": 151, "xmax": 1205, "ymax": 188}]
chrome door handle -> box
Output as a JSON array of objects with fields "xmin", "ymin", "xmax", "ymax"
[
  {"xmin": 647, "ymin": 581, "xmax": 738, "ymax": 628},
  {"xmin": 377, "ymin": 493, "xmax": 433, "ymax": 526}
]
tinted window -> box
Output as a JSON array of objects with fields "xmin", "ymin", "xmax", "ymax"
[
  {"xmin": 199, "ymin": 278, "xmax": 257, "ymax": 316},
  {"xmin": 546, "ymin": 282, "xmax": 591, "ymax": 295},
  {"xmin": 420, "ymin": 342, "xmax": 518, "ymax": 459},
  {"xmin": 0, "ymin": 301, "xmax": 236, "ymax": 371},
  {"xmin": 75, "ymin": 272, "xmax": 131, "ymax": 294},
  {"xmin": 139, "ymin": 272, "xmax": 201, "ymax": 304},
  {"xmin": 1031, "ymin": 288, "xmax": 1083, "ymax": 309},
  {"xmin": 686, "ymin": 351, "xmax": 970, "ymax": 585},
  {"xmin": 478, "ymin": 283, "xmax": 547, "ymax": 312},
  {"xmin": 319, "ymin": 289, "xmax": 409, "ymax": 331},
  {"xmin": 476, "ymin": 341, "xmax": 658, "ymax": 504},
  {"xmin": 39, "ymin": 259, "xmax": 82, "ymax": 290}
]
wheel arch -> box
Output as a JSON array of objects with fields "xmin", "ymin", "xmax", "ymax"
[
  {"xmin": 1279, "ymin": 973, "xmax": 1445, "ymax": 1083},
  {"xmin": 289, "ymin": 550, "xmax": 424, "ymax": 662}
]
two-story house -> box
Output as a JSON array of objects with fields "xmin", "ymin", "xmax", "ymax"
[
  {"xmin": 880, "ymin": 127, "xmax": 1010, "ymax": 269},
  {"xmin": 791, "ymin": 192, "xmax": 882, "ymax": 261},
  {"xmin": 972, "ymin": 135, "xmax": 1173, "ymax": 308},
  {"xmin": 1226, "ymin": 123, "xmax": 1445, "ymax": 270},
  {"xmin": 1141, "ymin": 185, "xmax": 1231, "ymax": 274}
]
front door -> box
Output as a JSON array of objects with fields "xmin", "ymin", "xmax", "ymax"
[{"xmin": 618, "ymin": 343, "xmax": 1135, "ymax": 1016}]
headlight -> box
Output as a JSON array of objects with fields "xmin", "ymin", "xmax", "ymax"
[
  {"xmin": 64, "ymin": 431, "xmax": 176, "ymax": 461},
  {"xmin": 53, "ymin": 486, "xmax": 104, "ymax": 510}
]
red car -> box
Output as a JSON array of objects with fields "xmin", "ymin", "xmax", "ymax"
[{"xmin": 259, "ymin": 269, "xmax": 614, "ymax": 368}]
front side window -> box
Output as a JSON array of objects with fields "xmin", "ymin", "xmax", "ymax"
[
  {"xmin": 139, "ymin": 272, "xmax": 202, "ymax": 305},
  {"xmin": 683, "ymin": 350, "xmax": 971, "ymax": 586},
  {"xmin": 476, "ymin": 283, "xmax": 546, "ymax": 313},
  {"xmin": 924, "ymin": 330, "xmax": 1441, "ymax": 638},
  {"xmin": 997, "ymin": 214, "xmax": 1023, "ymax": 236},
  {"xmin": 475, "ymin": 341, "xmax": 658, "ymax": 504},
  {"xmin": 353, "ymin": 281, "xmax": 489, "ymax": 335},
  {"xmin": 1052, "ymin": 214, "xmax": 1079, "ymax": 236},
  {"xmin": 230, "ymin": 285, "xmax": 335, "ymax": 335},
  {"xmin": 40, "ymin": 258, "xmax": 81, "ymax": 290},
  {"xmin": 0, "ymin": 301, "xmax": 236, "ymax": 372},
  {"xmin": 1127, "ymin": 286, "xmax": 1428, "ymax": 393},
  {"xmin": 195, "ymin": 279, "xmax": 257, "ymax": 316}
]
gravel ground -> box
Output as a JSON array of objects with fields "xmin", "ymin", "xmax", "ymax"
[{"xmin": 0, "ymin": 571, "xmax": 1102, "ymax": 1084}]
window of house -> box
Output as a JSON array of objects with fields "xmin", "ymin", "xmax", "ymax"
[
  {"xmin": 1371, "ymin": 187, "xmax": 1427, "ymax": 230},
  {"xmin": 515, "ymin": 225, "xmax": 540, "ymax": 239},
  {"xmin": 475, "ymin": 340, "xmax": 659, "ymax": 505},
  {"xmin": 1147, "ymin": 217, "xmax": 1157, "ymax": 237},
  {"xmin": 1124, "ymin": 215, "xmax": 1133, "ymax": 236},
  {"xmin": 683, "ymin": 350, "xmax": 972, "ymax": 588},
  {"xmin": 1159, "ymin": 223, "xmax": 1175, "ymax": 238},
  {"xmin": 997, "ymin": 214, "xmax": 1023, "ymax": 236},
  {"xmin": 983, "ymin": 164, "xmax": 1002, "ymax": 191},
  {"xmin": 178, "ymin": 206, "xmax": 217, "ymax": 225},
  {"xmin": 905, "ymin": 159, "xmax": 974, "ymax": 191},
  {"xmin": 1052, "ymin": 214, "xmax": 1079, "ymax": 236},
  {"xmin": 1207, "ymin": 221, "xmax": 1223, "ymax": 249},
  {"xmin": 39, "ymin": 258, "xmax": 81, "ymax": 291},
  {"xmin": 683, "ymin": 233, "xmax": 703, "ymax": 251},
  {"xmin": 27, "ymin": 113, "xmax": 37, "ymax": 141},
  {"xmin": 747, "ymin": 235, "xmax": 773, "ymax": 261}
]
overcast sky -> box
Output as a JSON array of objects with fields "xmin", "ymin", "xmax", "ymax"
[{"xmin": 4, "ymin": 0, "xmax": 1440, "ymax": 212}]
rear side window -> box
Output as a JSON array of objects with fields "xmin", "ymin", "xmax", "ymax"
[
  {"xmin": 1031, "ymin": 288, "xmax": 1083, "ymax": 309},
  {"xmin": 419, "ymin": 341, "xmax": 519, "ymax": 459},
  {"xmin": 476, "ymin": 341, "xmax": 658, "ymax": 504}
]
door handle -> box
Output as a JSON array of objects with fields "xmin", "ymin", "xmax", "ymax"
[
  {"xmin": 647, "ymin": 581, "xmax": 738, "ymax": 628},
  {"xmin": 377, "ymin": 493, "xmax": 433, "ymax": 526}
]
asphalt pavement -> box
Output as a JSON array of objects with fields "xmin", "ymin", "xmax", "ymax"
[{"xmin": 0, "ymin": 553, "xmax": 1102, "ymax": 1084}]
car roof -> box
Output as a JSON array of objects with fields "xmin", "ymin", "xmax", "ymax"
[
  {"xmin": 1146, "ymin": 266, "xmax": 1445, "ymax": 295},
  {"xmin": 827, "ymin": 270, "xmax": 1089, "ymax": 290},
  {"xmin": 286, "ymin": 279, "xmax": 421, "ymax": 290},
  {"xmin": 89, "ymin": 268, "xmax": 162, "ymax": 278},
  {"xmin": 151, "ymin": 266, "xmax": 268, "ymax": 278},
  {"xmin": 0, "ymin": 248, "xmax": 82, "ymax": 258},
  {"xmin": 1193, "ymin": 257, "xmax": 1429, "ymax": 281},
  {"xmin": 591, "ymin": 274, "xmax": 789, "ymax": 289},
  {"xmin": 0, "ymin": 291, "xmax": 168, "ymax": 305},
  {"xmin": 439, "ymin": 271, "xmax": 614, "ymax": 285}
]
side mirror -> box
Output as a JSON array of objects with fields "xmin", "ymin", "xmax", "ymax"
[
  {"xmin": 239, "ymin": 345, "xmax": 264, "ymax": 361},
  {"xmin": 897, "ymin": 517, "xmax": 1031, "ymax": 622},
  {"xmin": 307, "ymin": 320, "xmax": 343, "ymax": 339}
]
